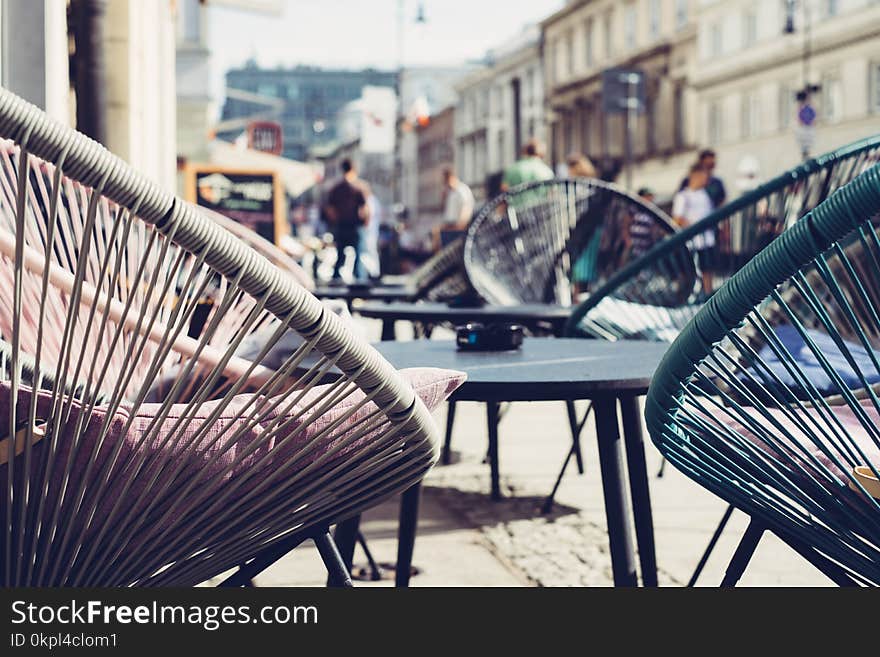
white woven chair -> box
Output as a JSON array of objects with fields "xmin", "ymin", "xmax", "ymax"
[{"xmin": 0, "ymin": 87, "xmax": 451, "ymax": 587}]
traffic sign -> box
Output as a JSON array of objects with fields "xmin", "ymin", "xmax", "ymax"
[
  {"xmin": 601, "ymin": 68, "xmax": 646, "ymax": 115},
  {"xmin": 797, "ymin": 103, "xmax": 816, "ymax": 127}
]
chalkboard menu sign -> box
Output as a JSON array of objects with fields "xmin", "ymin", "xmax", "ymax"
[{"xmin": 185, "ymin": 165, "xmax": 285, "ymax": 245}]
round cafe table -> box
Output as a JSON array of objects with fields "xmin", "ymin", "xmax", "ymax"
[
  {"xmin": 312, "ymin": 283, "xmax": 417, "ymax": 311},
  {"xmin": 338, "ymin": 337, "xmax": 668, "ymax": 588},
  {"xmin": 356, "ymin": 300, "xmax": 572, "ymax": 340}
]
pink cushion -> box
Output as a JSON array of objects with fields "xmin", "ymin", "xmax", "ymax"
[
  {"xmin": 718, "ymin": 401, "xmax": 880, "ymax": 489},
  {"xmin": 0, "ymin": 367, "xmax": 465, "ymax": 549}
]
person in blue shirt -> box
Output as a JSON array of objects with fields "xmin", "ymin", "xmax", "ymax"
[{"xmin": 680, "ymin": 149, "xmax": 726, "ymax": 209}]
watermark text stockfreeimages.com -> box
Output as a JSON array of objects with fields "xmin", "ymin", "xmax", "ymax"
[{"xmin": 11, "ymin": 599, "xmax": 317, "ymax": 632}]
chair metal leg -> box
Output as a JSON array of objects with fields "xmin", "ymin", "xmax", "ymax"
[
  {"xmin": 315, "ymin": 531, "xmax": 353, "ymax": 588},
  {"xmin": 620, "ymin": 394, "xmax": 657, "ymax": 587},
  {"xmin": 688, "ymin": 505, "xmax": 734, "ymax": 587},
  {"xmin": 775, "ymin": 529, "xmax": 861, "ymax": 587},
  {"xmin": 356, "ymin": 532, "xmax": 383, "ymax": 581},
  {"xmin": 542, "ymin": 402, "xmax": 592, "ymax": 514},
  {"xmin": 487, "ymin": 401, "xmax": 502, "ymax": 501},
  {"xmin": 720, "ymin": 519, "xmax": 764, "ymax": 587},
  {"xmin": 395, "ymin": 483, "xmax": 422, "ymax": 587},
  {"xmin": 566, "ymin": 400, "xmax": 585, "ymax": 474},
  {"xmin": 441, "ymin": 401, "xmax": 457, "ymax": 465},
  {"xmin": 542, "ymin": 446, "xmax": 575, "ymax": 514},
  {"xmin": 656, "ymin": 457, "xmax": 667, "ymax": 478},
  {"xmin": 327, "ymin": 515, "xmax": 360, "ymax": 587}
]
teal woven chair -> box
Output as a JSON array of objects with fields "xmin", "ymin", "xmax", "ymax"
[
  {"xmin": 645, "ymin": 163, "xmax": 880, "ymax": 585},
  {"xmin": 566, "ymin": 136, "xmax": 880, "ymax": 343},
  {"xmin": 561, "ymin": 136, "xmax": 880, "ymax": 572},
  {"xmin": 456, "ymin": 180, "xmax": 673, "ymax": 503},
  {"xmin": 465, "ymin": 178, "xmax": 675, "ymax": 306}
]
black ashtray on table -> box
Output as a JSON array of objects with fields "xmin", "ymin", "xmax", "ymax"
[{"xmin": 455, "ymin": 322, "xmax": 524, "ymax": 351}]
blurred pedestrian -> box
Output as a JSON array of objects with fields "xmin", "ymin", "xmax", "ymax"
[
  {"xmin": 323, "ymin": 158, "xmax": 370, "ymax": 281},
  {"xmin": 673, "ymin": 163, "xmax": 715, "ymax": 293},
  {"xmin": 630, "ymin": 187, "xmax": 658, "ymax": 258},
  {"xmin": 680, "ymin": 149, "xmax": 726, "ymax": 209},
  {"xmin": 568, "ymin": 152, "xmax": 602, "ymax": 294},
  {"xmin": 566, "ymin": 152, "xmax": 598, "ymax": 178},
  {"xmin": 442, "ymin": 168, "xmax": 475, "ymax": 231},
  {"xmin": 359, "ymin": 183, "xmax": 381, "ymax": 279},
  {"xmin": 501, "ymin": 137, "xmax": 554, "ymax": 191}
]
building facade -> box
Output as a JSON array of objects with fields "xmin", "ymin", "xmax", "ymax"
[
  {"xmin": 542, "ymin": 0, "xmax": 699, "ymax": 196},
  {"xmin": 0, "ymin": 0, "xmax": 177, "ymax": 190},
  {"xmin": 395, "ymin": 65, "xmax": 473, "ymax": 224},
  {"xmin": 693, "ymin": 0, "xmax": 880, "ymax": 188},
  {"xmin": 415, "ymin": 106, "xmax": 455, "ymax": 247},
  {"xmin": 219, "ymin": 65, "xmax": 397, "ymax": 161},
  {"xmin": 454, "ymin": 26, "xmax": 545, "ymax": 203}
]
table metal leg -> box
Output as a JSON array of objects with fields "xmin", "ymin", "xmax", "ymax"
[
  {"xmin": 395, "ymin": 483, "xmax": 422, "ymax": 587},
  {"xmin": 327, "ymin": 515, "xmax": 360, "ymax": 587},
  {"xmin": 593, "ymin": 396, "xmax": 638, "ymax": 587},
  {"xmin": 487, "ymin": 401, "xmax": 501, "ymax": 501},
  {"xmin": 620, "ymin": 394, "xmax": 658, "ymax": 587},
  {"xmin": 441, "ymin": 401, "xmax": 457, "ymax": 465},
  {"xmin": 380, "ymin": 318, "xmax": 396, "ymax": 341}
]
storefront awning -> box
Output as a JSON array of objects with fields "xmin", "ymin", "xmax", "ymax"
[{"xmin": 207, "ymin": 140, "xmax": 320, "ymax": 198}]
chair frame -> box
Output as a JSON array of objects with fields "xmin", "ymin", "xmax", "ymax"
[
  {"xmin": 645, "ymin": 163, "xmax": 880, "ymax": 586},
  {"xmin": 465, "ymin": 177, "xmax": 676, "ymax": 307},
  {"xmin": 0, "ymin": 87, "xmax": 440, "ymax": 587}
]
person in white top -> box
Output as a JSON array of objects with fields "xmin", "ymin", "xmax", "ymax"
[
  {"xmin": 442, "ymin": 168, "xmax": 475, "ymax": 230},
  {"xmin": 673, "ymin": 163, "xmax": 715, "ymax": 293}
]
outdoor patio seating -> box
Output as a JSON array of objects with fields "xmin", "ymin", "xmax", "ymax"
[
  {"xmin": 465, "ymin": 178, "xmax": 675, "ymax": 306},
  {"xmin": 645, "ymin": 163, "xmax": 880, "ymax": 585},
  {"xmin": 0, "ymin": 87, "xmax": 462, "ymax": 587},
  {"xmin": 562, "ymin": 134, "xmax": 880, "ymax": 581},
  {"xmin": 566, "ymin": 136, "xmax": 880, "ymax": 343}
]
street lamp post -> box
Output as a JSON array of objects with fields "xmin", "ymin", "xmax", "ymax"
[{"xmin": 785, "ymin": 0, "xmax": 820, "ymax": 159}]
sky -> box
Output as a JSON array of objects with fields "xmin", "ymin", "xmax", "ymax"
[{"xmin": 208, "ymin": 0, "xmax": 565, "ymax": 94}]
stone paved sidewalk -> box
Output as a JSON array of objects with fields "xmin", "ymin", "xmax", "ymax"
[{"xmin": 422, "ymin": 469, "xmax": 680, "ymax": 586}]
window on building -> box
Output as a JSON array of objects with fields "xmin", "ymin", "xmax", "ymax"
[
  {"xmin": 645, "ymin": 95, "xmax": 656, "ymax": 154},
  {"xmin": 779, "ymin": 83, "xmax": 793, "ymax": 129},
  {"xmin": 676, "ymin": 0, "xmax": 689, "ymax": 29},
  {"xmin": 557, "ymin": 39, "xmax": 566, "ymax": 80},
  {"xmin": 822, "ymin": 74, "xmax": 843, "ymax": 123},
  {"xmin": 497, "ymin": 131, "xmax": 506, "ymax": 169},
  {"xmin": 286, "ymin": 83, "xmax": 299, "ymax": 99},
  {"xmin": 674, "ymin": 84, "xmax": 686, "ymax": 148},
  {"xmin": 524, "ymin": 69, "xmax": 533, "ymax": 106},
  {"xmin": 650, "ymin": 0, "xmax": 662, "ymax": 39},
  {"xmin": 564, "ymin": 115, "xmax": 574, "ymax": 154},
  {"xmin": 624, "ymin": 3, "xmax": 637, "ymax": 51},
  {"xmin": 743, "ymin": 7, "xmax": 758, "ymax": 47},
  {"xmin": 709, "ymin": 21, "xmax": 723, "ymax": 57},
  {"xmin": 604, "ymin": 9, "xmax": 614, "ymax": 60},
  {"xmin": 741, "ymin": 90, "xmax": 760, "ymax": 139},
  {"xmin": 568, "ymin": 30, "xmax": 575, "ymax": 77},
  {"xmin": 825, "ymin": 0, "xmax": 839, "ymax": 17},
  {"xmin": 580, "ymin": 105, "xmax": 590, "ymax": 154},
  {"xmin": 181, "ymin": 0, "xmax": 201, "ymax": 43},
  {"xmin": 585, "ymin": 17, "xmax": 594, "ymax": 68},
  {"xmin": 708, "ymin": 100, "xmax": 722, "ymax": 144},
  {"xmin": 872, "ymin": 63, "xmax": 880, "ymax": 113},
  {"xmin": 257, "ymin": 83, "xmax": 277, "ymax": 98}
]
